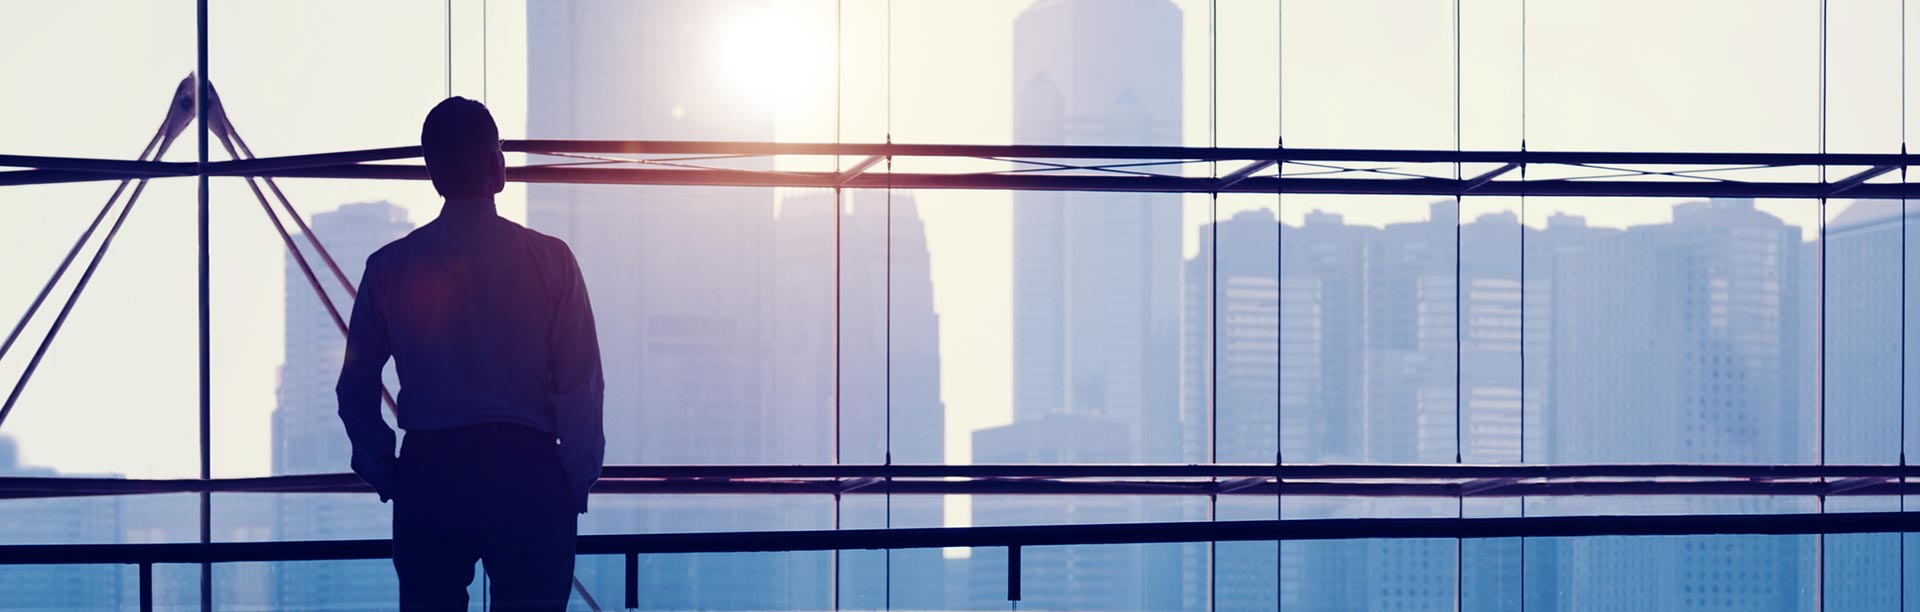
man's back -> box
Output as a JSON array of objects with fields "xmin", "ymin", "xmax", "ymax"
[
  {"xmin": 337, "ymin": 197, "xmax": 605, "ymax": 512},
  {"xmin": 368, "ymin": 201, "xmax": 581, "ymax": 436},
  {"xmin": 335, "ymin": 97, "xmax": 602, "ymax": 611}
]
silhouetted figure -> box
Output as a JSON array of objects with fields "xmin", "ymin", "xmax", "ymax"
[{"xmin": 337, "ymin": 97, "xmax": 605, "ymax": 611}]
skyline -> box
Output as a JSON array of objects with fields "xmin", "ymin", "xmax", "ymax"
[
  {"xmin": 1, "ymin": 0, "xmax": 1916, "ymax": 482},
  {"xmin": 3, "ymin": 1, "xmax": 1920, "ymax": 607}
]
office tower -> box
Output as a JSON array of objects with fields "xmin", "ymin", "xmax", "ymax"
[
  {"xmin": 1362, "ymin": 201, "xmax": 1460, "ymax": 465},
  {"xmin": 1009, "ymin": 0, "xmax": 1184, "ymax": 459},
  {"xmin": 1182, "ymin": 209, "xmax": 1281, "ymax": 465},
  {"xmin": 1459, "ymin": 210, "xmax": 1524, "ymax": 464},
  {"xmin": 1278, "ymin": 210, "xmax": 1369, "ymax": 464},
  {"xmin": 1543, "ymin": 199, "xmax": 1806, "ymax": 464},
  {"xmin": 1785, "ymin": 200, "xmax": 1909, "ymax": 609},
  {"xmin": 0, "ymin": 435, "xmax": 122, "ymax": 609},
  {"xmin": 982, "ymin": 0, "xmax": 1191, "ymax": 609},
  {"xmin": 529, "ymin": 2, "xmax": 877, "ymax": 607},
  {"xmin": 1527, "ymin": 199, "xmax": 1813, "ymax": 611},
  {"xmin": 1822, "ymin": 200, "xmax": 1910, "ymax": 459},
  {"xmin": 1183, "ymin": 209, "xmax": 1282, "ymax": 608},
  {"xmin": 968, "ymin": 413, "xmax": 1141, "ymax": 609},
  {"xmin": 771, "ymin": 190, "xmax": 947, "ymax": 609},
  {"xmin": 1275, "ymin": 202, "xmax": 1459, "ymax": 611},
  {"xmin": 271, "ymin": 200, "xmax": 413, "ymax": 609}
]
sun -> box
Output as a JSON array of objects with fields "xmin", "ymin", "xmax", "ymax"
[{"xmin": 717, "ymin": 9, "xmax": 831, "ymax": 106}]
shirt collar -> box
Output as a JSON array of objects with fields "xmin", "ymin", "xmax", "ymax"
[{"xmin": 439, "ymin": 197, "xmax": 498, "ymax": 222}]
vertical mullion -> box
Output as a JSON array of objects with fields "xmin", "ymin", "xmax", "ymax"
[{"xmin": 195, "ymin": 0, "xmax": 213, "ymax": 609}]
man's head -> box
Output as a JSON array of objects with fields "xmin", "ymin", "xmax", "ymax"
[{"xmin": 421, "ymin": 97, "xmax": 505, "ymax": 199}]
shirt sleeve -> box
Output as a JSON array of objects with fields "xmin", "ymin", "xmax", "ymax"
[
  {"xmin": 548, "ymin": 243, "xmax": 606, "ymax": 514},
  {"xmin": 335, "ymin": 251, "xmax": 400, "ymax": 503}
]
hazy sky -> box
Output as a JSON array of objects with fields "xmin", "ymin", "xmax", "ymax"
[{"xmin": 0, "ymin": 0, "xmax": 1911, "ymax": 480}]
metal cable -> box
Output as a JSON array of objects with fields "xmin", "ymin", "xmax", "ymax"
[
  {"xmin": 1, "ymin": 177, "xmax": 155, "ymax": 429},
  {"xmin": 0, "ymin": 127, "xmax": 163, "ymax": 364}
]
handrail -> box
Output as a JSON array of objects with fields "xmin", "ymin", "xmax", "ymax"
[
  {"xmin": 7, "ymin": 511, "xmax": 1917, "ymax": 611},
  {"xmin": 5, "ymin": 463, "xmax": 1920, "ymax": 500}
]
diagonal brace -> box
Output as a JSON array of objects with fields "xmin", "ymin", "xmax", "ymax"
[
  {"xmin": 1828, "ymin": 165, "xmax": 1898, "ymax": 196},
  {"xmin": 836, "ymin": 155, "xmax": 885, "ymax": 188},
  {"xmin": 1462, "ymin": 162, "xmax": 1522, "ymax": 193},
  {"xmin": 1215, "ymin": 160, "xmax": 1277, "ymax": 190}
]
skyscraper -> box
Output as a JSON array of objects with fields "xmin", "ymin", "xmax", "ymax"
[
  {"xmin": 1525, "ymin": 199, "xmax": 1814, "ymax": 612},
  {"xmin": 772, "ymin": 190, "xmax": 948, "ymax": 609},
  {"xmin": 1819, "ymin": 199, "xmax": 1914, "ymax": 609},
  {"xmin": 0, "ymin": 435, "xmax": 122, "ymax": 610},
  {"xmin": 527, "ymin": 3, "xmax": 810, "ymax": 608},
  {"xmin": 983, "ymin": 0, "xmax": 1192, "ymax": 609},
  {"xmin": 528, "ymin": 3, "xmax": 945, "ymax": 607},
  {"xmin": 271, "ymin": 200, "xmax": 414, "ymax": 610},
  {"xmin": 1009, "ymin": 0, "xmax": 1184, "ymax": 459}
]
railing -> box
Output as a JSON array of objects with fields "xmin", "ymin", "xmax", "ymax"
[
  {"xmin": 3, "ymin": 509, "xmax": 1917, "ymax": 612},
  {"xmin": 4, "ymin": 463, "xmax": 1920, "ymax": 500}
]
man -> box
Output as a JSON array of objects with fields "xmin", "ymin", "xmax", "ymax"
[{"xmin": 336, "ymin": 97, "xmax": 605, "ymax": 611}]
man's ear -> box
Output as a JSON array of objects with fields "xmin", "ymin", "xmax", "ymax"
[{"xmin": 489, "ymin": 149, "xmax": 507, "ymax": 195}]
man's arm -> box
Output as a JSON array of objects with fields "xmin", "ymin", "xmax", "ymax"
[
  {"xmin": 335, "ymin": 251, "xmax": 399, "ymax": 502},
  {"xmin": 549, "ymin": 243, "xmax": 605, "ymax": 514}
]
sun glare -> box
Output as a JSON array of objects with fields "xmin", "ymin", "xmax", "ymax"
[{"xmin": 718, "ymin": 11, "xmax": 829, "ymax": 106}]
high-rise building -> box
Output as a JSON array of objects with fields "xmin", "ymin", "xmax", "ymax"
[
  {"xmin": 1009, "ymin": 0, "xmax": 1184, "ymax": 459},
  {"xmin": 527, "ymin": 3, "xmax": 812, "ymax": 608},
  {"xmin": 771, "ymin": 190, "xmax": 948, "ymax": 609},
  {"xmin": 1278, "ymin": 210, "xmax": 1369, "ymax": 464},
  {"xmin": 1818, "ymin": 199, "xmax": 1914, "ymax": 609},
  {"xmin": 1182, "ymin": 209, "xmax": 1281, "ymax": 465},
  {"xmin": 1182, "ymin": 209, "xmax": 1281, "ymax": 609},
  {"xmin": 983, "ymin": 0, "xmax": 1192, "ymax": 609},
  {"xmin": 0, "ymin": 435, "xmax": 122, "ymax": 610},
  {"xmin": 528, "ymin": 3, "xmax": 945, "ymax": 607},
  {"xmin": 1262, "ymin": 203, "xmax": 1461, "ymax": 610},
  {"xmin": 271, "ymin": 200, "xmax": 414, "ymax": 609},
  {"xmin": 1362, "ymin": 201, "xmax": 1460, "ymax": 465},
  {"xmin": 1194, "ymin": 200, "xmax": 1819, "ymax": 610},
  {"xmin": 1525, "ymin": 199, "xmax": 1813, "ymax": 612}
]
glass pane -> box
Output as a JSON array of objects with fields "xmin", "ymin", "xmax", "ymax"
[
  {"xmin": 1281, "ymin": 195, "xmax": 1460, "ymax": 464},
  {"xmin": 0, "ymin": 494, "xmax": 200, "ymax": 610},
  {"xmin": 968, "ymin": 496, "xmax": 1207, "ymax": 610},
  {"xmin": 1523, "ymin": 197, "xmax": 1818, "ymax": 465},
  {"xmin": 1282, "ymin": 0, "xmax": 1455, "ymax": 149},
  {"xmin": 0, "ymin": 180, "xmax": 204, "ymax": 479},
  {"xmin": 0, "ymin": 2, "xmax": 198, "ymax": 159},
  {"xmin": 579, "ymin": 495, "xmax": 832, "ymax": 610},
  {"xmin": 1527, "ymin": 0, "xmax": 1818, "ymax": 152},
  {"xmin": 1199, "ymin": 196, "xmax": 1282, "ymax": 464}
]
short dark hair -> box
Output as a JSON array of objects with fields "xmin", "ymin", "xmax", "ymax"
[{"xmin": 420, "ymin": 97, "xmax": 502, "ymax": 198}]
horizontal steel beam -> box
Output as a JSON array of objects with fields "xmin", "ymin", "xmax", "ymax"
[
  {"xmin": 0, "ymin": 477, "xmax": 1910, "ymax": 500},
  {"xmin": 0, "ymin": 511, "xmax": 1914, "ymax": 566},
  {"xmin": 496, "ymin": 140, "xmax": 1920, "ymax": 167},
  {"xmin": 0, "ymin": 154, "xmax": 193, "ymax": 176},
  {"xmin": 1, "ymin": 141, "xmax": 1913, "ymax": 199},
  {"xmin": 2, "ymin": 464, "xmax": 1918, "ymax": 500},
  {"xmin": 231, "ymin": 164, "xmax": 1892, "ymax": 200}
]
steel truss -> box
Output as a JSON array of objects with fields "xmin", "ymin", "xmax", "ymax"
[
  {"xmin": 7, "ymin": 87, "xmax": 1919, "ymax": 611},
  {"xmin": 4, "ymin": 140, "xmax": 1917, "ymax": 199}
]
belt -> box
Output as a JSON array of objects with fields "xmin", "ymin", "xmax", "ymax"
[{"xmin": 410, "ymin": 421, "xmax": 554, "ymax": 440}]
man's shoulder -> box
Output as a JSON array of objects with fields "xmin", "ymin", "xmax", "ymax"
[
  {"xmin": 367, "ymin": 227, "xmax": 431, "ymax": 264},
  {"xmin": 504, "ymin": 222, "xmax": 577, "ymax": 259}
]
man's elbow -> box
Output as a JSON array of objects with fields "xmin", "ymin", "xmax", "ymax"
[{"xmin": 333, "ymin": 377, "xmax": 370, "ymax": 417}]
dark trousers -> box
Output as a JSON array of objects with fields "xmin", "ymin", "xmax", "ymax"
[{"xmin": 393, "ymin": 423, "xmax": 577, "ymax": 611}]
